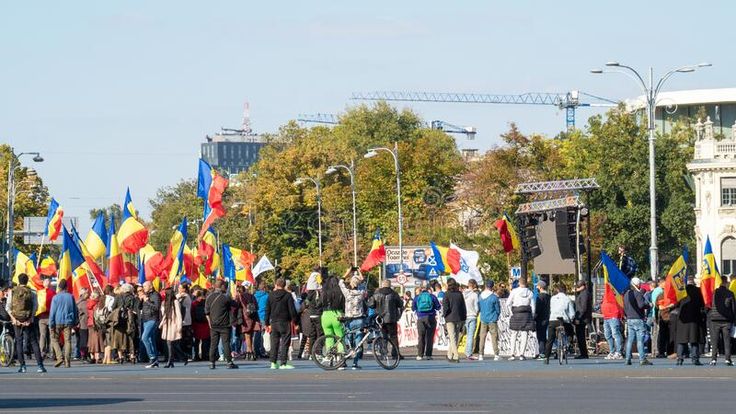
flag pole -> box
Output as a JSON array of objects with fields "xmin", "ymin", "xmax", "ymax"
[{"xmin": 36, "ymin": 234, "xmax": 46, "ymax": 268}]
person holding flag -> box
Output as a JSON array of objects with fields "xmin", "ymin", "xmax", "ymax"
[{"xmin": 623, "ymin": 277, "xmax": 653, "ymax": 366}]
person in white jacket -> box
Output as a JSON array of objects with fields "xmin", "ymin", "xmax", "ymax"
[
  {"xmin": 462, "ymin": 279, "xmax": 480, "ymax": 360},
  {"xmin": 543, "ymin": 283, "xmax": 576, "ymax": 364},
  {"xmin": 506, "ymin": 278, "xmax": 536, "ymax": 361}
]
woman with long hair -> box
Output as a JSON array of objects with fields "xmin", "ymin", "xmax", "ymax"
[
  {"xmin": 87, "ymin": 291, "xmax": 104, "ymax": 363},
  {"xmin": 237, "ymin": 283, "xmax": 258, "ymax": 361},
  {"xmin": 159, "ymin": 287, "xmax": 183, "ymax": 368}
]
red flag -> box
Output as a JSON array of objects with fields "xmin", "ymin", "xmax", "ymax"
[{"xmin": 360, "ymin": 229, "xmax": 386, "ymax": 272}]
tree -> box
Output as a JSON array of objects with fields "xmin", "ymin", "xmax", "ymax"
[{"xmin": 89, "ymin": 204, "xmax": 123, "ymax": 228}]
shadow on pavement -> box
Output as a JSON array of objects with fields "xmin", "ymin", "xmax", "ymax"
[{"xmin": 0, "ymin": 398, "xmax": 142, "ymax": 409}]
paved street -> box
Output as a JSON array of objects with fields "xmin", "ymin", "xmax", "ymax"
[{"xmin": 1, "ymin": 357, "xmax": 734, "ymax": 413}]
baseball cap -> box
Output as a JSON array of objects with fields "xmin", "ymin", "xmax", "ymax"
[{"xmin": 631, "ymin": 277, "xmax": 641, "ymax": 287}]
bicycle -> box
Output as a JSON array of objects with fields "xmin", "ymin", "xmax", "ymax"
[
  {"xmin": 0, "ymin": 321, "xmax": 15, "ymax": 367},
  {"xmin": 311, "ymin": 315, "xmax": 400, "ymax": 371},
  {"xmin": 554, "ymin": 318, "xmax": 569, "ymax": 365}
]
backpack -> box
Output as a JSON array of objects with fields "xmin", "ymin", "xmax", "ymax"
[
  {"xmin": 94, "ymin": 306, "xmax": 110, "ymax": 330},
  {"xmin": 193, "ymin": 300, "xmax": 206, "ymax": 323},
  {"xmin": 114, "ymin": 306, "xmax": 128, "ymax": 329},
  {"xmin": 11, "ymin": 286, "xmax": 33, "ymax": 322},
  {"xmin": 416, "ymin": 292, "xmax": 434, "ymax": 313}
]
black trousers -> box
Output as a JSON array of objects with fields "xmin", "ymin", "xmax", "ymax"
[
  {"xmin": 657, "ymin": 319, "xmax": 670, "ymax": 356},
  {"xmin": 381, "ymin": 322, "xmax": 400, "ymax": 357},
  {"xmin": 417, "ymin": 316, "xmax": 436, "ymax": 357},
  {"xmin": 209, "ymin": 327, "xmax": 232, "ymax": 364},
  {"xmin": 269, "ymin": 320, "xmax": 291, "ymax": 365},
  {"xmin": 180, "ymin": 326, "xmax": 193, "ymax": 359},
  {"xmin": 711, "ymin": 321, "xmax": 732, "ymax": 361},
  {"xmin": 544, "ymin": 320, "xmax": 575, "ymax": 358},
  {"xmin": 575, "ymin": 320, "xmax": 589, "ymax": 357},
  {"xmin": 536, "ymin": 320, "xmax": 549, "ymax": 355},
  {"xmin": 15, "ymin": 324, "xmax": 43, "ymax": 367}
]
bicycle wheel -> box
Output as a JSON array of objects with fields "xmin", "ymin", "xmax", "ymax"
[
  {"xmin": 311, "ymin": 335, "xmax": 349, "ymax": 371},
  {"xmin": 0, "ymin": 335, "xmax": 14, "ymax": 367},
  {"xmin": 372, "ymin": 337, "xmax": 400, "ymax": 370}
]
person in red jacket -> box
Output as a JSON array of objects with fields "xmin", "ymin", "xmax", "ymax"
[{"xmin": 601, "ymin": 287, "xmax": 624, "ymax": 359}]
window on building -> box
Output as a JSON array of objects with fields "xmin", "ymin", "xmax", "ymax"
[
  {"xmin": 722, "ymin": 237, "xmax": 736, "ymax": 276},
  {"xmin": 721, "ymin": 178, "xmax": 736, "ymax": 206}
]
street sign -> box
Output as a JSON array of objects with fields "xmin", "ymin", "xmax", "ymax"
[
  {"xmin": 510, "ymin": 266, "xmax": 521, "ymax": 280},
  {"xmin": 396, "ymin": 273, "xmax": 408, "ymax": 285},
  {"xmin": 22, "ymin": 216, "xmax": 78, "ymax": 245}
]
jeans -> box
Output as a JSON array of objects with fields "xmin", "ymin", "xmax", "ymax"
[
  {"xmin": 464, "ymin": 318, "xmax": 477, "ymax": 357},
  {"xmin": 625, "ymin": 319, "xmax": 647, "ymax": 362},
  {"xmin": 416, "ymin": 316, "xmax": 436, "ymax": 358},
  {"xmin": 479, "ymin": 321, "xmax": 499, "ymax": 356},
  {"xmin": 603, "ymin": 318, "xmax": 623, "ymax": 355},
  {"xmin": 50, "ymin": 325, "xmax": 72, "ymax": 364},
  {"xmin": 446, "ymin": 321, "xmax": 460, "ymax": 360},
  {"xmin": 269, "ymin": 320, "xmax": 292, "ymax": 365},
  {"xmin": 347, "ymin": 318, "xmax": 364, "ymax": 366},
  {"xmin": 230, "ymin": 326, "xmax": 241, "ymax": 355},
  {"xmin": 14, "ymin": 324, "xmax": 43, "ymax": 367},
  {"xmin": 141, "ymin": 320, "xmax": 158, "ymax": 362}
]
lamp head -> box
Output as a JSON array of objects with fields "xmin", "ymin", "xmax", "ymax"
[
  {"xmin": 677, "ymin": 68, "xmax": 695, "ymax": 73},
  {"xmin": 364, "ymin": 150, "xmax": 378, "ymax": 159},
  {"xmin": 605, "ymin": 61, "xmax": 620, "ymax": 67},
  {"xmin": 32, "ymin": 155, "xmax": 43, "ymax": 162},
  {"xmin": 590, "ymin": 69, "xmax": 603, "ymax": 74},
  {"xmin": 697, "ymin": 62, "xmax": 712, "ymax": 67}
]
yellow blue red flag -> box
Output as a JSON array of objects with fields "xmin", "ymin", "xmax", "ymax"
[
  {"xmin": 664, "ymin": 246, "xmax": 688, "ymax": 305},
  {"xmin": 701, "ymin": 236, "xmax": 720, "ymax": 308},
  {"xmin": 118, "ymin": 188, "xmax": 149, "ymax": 253},
  {"xmin": 600, "ymin": 251, "xmax": 629, "ymax": 306},
  {"xmin": 45, "ymin": 198, "xmax": 64, "ymax": 242}
]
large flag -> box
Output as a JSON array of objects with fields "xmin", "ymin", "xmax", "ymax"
[
  {"xmin": 166, "ymin": 217, "xmax": 188, "ymax": 286},
  {"xmin": 197, "ymin": 159, "xmax": 228, "ymax": 238},
  {"xmin": 359, "ymin": 228, "xmax": 386, "ymax": 272},
  {"xmin": 494, "ymin": 213, "xmax": 520, "ymax": 253},
  {"xmin": 222, "ymin": 244, "xmax": 256, "ymax": 284},
  {"xmin": 107, "ymin": 215, "xmax": 124, "ymax": 285},
  {"xmin": 446, "ymin": 245, "xmax": 462, "ymax": 274},
  {"xmin": 118, "ymin": 188, "xmax": 149, "ymax": 253},
  {"xmin": 663, "ymin": 247, "xmax": 689, "ymax": 305},
  {"xmin": 84, "ymin": 212, "xmax": 108, "ymax": 260},
  {"xmin": 600, "ymin": 251, "xmax": 630, "ymax": 306},
  {"xmin": 58, "ymin": 227, "xmax": 88, "ymax": 298},
  {"xmin": 449, "ymin": 243, "xmax": 483, "ymax": 285},
  {"xmin": 12, "ymin": 250, "xmax": 43, "ymax": 290},
  {"xmin": 252, "ymin": 255, "xmax": 275, "ymax": 278},
  {"xmin": 45, "ymin": 198, "xmax": 64, "ymax": 242},
  {"xmin": 139, "ymin": 244, "xmax": 165, "ymax": 284},
  {"xmin": 71, "ymin": 225, "xmax": 107, "ymax": 290},
  {"xmin": 701, "ymin": 237, "xmax": 720, "ymax": 308},
  {"xmin": 198, "ymin": 227, "xmax": 220, "ymax": 276},
  {"xmin": 424, "ymin": 241, "xmax": 447, "ymax": 278}
]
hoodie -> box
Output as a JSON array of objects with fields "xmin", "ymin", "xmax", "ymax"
[
  {"xmin": 254, "ymin": 289, "xmax": 269, "ymax": 323},
  {"xmin": 478, "ymin": 290, "xmax": 500, "ymax": 324},
  {"xmin": 265, "ymin": 289, "xmax": 298, "ymax": 325},
  {"xmin": 506, "ymin": 287, "xmax": 535, "ymax": 315}
]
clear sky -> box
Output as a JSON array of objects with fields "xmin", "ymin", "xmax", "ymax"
[{"xmin": 1, "ymin": 1, "xmax": 733, "ymax": 231}]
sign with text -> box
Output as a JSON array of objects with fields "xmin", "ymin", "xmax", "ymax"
[{"xmin": 384, "ymin": 245, "xmax": 442, "ymax": 285}]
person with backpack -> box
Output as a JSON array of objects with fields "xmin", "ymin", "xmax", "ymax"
[
  {"xmin": 368, "ymin": 279, "xmax": 404, "ymax": 358},
  {"xmin": 237, "ymin": 282, "xmax": 258, "ymax": 361},
  {"xmin": 48, "ymin": 279, "xmax": 78, "ymax": 368},
  {"xmin": 413, "ymin": 281, "xmax": 441, "ymax": 361},
  {"xmin": 111, "ymin": 284, "xmax": 136, "ymax": 364},
  {"xmin": 7, "ymin": 274, "xmax": 46, "ymax": 373}
]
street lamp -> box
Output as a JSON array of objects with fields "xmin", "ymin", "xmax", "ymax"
[
  {"xmin": 591, "ymin": 62, "xmax": 711, "ymax": 280},
  {"xmin": 326, "ymin": 160, "xmax": 358, "ymax": 268},
  {"xmin": 5, "ymin": 150, "xmax": 44, "ymax": 280},
  {"xmin": 294, "ymin": 176, "xmax": 323, "ymax": 267},
  {"xmin": 364, "ymin": 142, "xmax": 403, "ymax": 278}
]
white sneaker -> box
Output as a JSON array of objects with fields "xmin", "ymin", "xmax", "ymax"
[
  {"xmin": 508, "ymin": 356, "xmax": 516, "ymax": 361},
  {"xmin": 478, "ymin": 355, "xmax": 484, "ymax": 361},
  {"xmin": 519, "ymin": 356, "xmax": 525, "ymax": 361},
  {"xmin": 494, "ymin": 355, "xmax": 500, "ymax": 361},
  {"xmin": 604, "ymin": 353, "xmax": 613, "ymax": 360},
  {"xmin": 416, "ymin": 356, "xmax": 423, "ymax": 361},
  {"xmin": 613, "ymin": 353, "xmax": 624, "ymax": 360}
]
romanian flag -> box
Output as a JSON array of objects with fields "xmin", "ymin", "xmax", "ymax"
[
  {"xmin": 183, "ymin": 244, "xmax": 197, "ymax": 282},
  {"xmin": 198, "ymin": 227, "xmax": 220, "ymax": 275},
  {"xmin": 446, "ymin": 245, "xmax": 462, "ymax": 275},
  {"xmin": 71, "ymin": 225, "xmax": 107, "ymax": 290},
  {"xmin": 663, "ymin": 247, "xmax": 689, "ymax": 305},
  {"xmin": 38, "ymin": 256, "xmax": 57, "ymax": 277},
  {"xmin": 494, "ymin": 213, "xmax": 520, "ymax": 253},
  {"xmin": 58, "ymin": 227, "xmax": 88, "ymax": 298},
  {"xmin": 222, "ymin": 244, "xmax": 256, "ymax": 284},
  {"xmin": 139, "ymin": 244, "xmax": 165, "ymax": 284},
  {"xmin": 359, "ymin": 228, "xmax": 386, "ymax": 272},
  {"xmin": 700, "ymin": 237, "xmax": 720, "ymax": 308},
  {"xmin": 118, "ymin": 188, "xmax": 149, "ymax": 253},
  {"xmin": 166, "ymin": 217, "xmax": 188, "ymax": 286},
  {"xmin": 600, "ymin": 251, "xmax": 630, "ymax": 307},
  {"xmin": 122, "ymin": 253, "xmax": 138, "ymax": 283},
  {"xmin": 197, "ymin": 159, "xmax": 228, "ymax": 238},
  {"xmin": 84, "ymin": 212, "xmax": 108, "ymax": 260},
  {"xmin": 45, "ymin": 198, "xmax": 64, "ymax": 242},
  {"xmin": 12, "ymin": 250, "xmax": 43, "ymax": 290},
  {"xmin": 425, "ymin": 241, "xmax": 446, "ymax": 277},
  {"xmin": 107, "ymin": 215, "xmax": 124, "ymax": 285}
]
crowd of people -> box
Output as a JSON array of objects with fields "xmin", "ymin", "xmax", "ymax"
[{"xmin": 2, "ymin": 254, "xmax": 735, "ymax": 374}]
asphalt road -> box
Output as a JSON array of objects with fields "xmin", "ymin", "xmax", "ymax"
[{"xmin": 1, "ymin": 357, "xmax": 734, "ymax": 413}]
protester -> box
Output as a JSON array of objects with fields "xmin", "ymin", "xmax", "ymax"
[
  {"xmin": 159, "ymin": 287, "xmax": 183, "ymax": 368},
  {"xmin": 7, "ymin": 274, "xmax": 46, "ymax": 373},
  {"xmin": 177, "ymin": 283, "xmax": 193, "ymax": 363},
  {"xmin": 140, "ymin": 281, "xmax": 161, "ymax": 368},
  {"xmin": 48, "ymin": 279, "xmax": 78, "ymax": 368},
  {"xmin": 506, "ymin": 278, "xmax": 535, "ymax": 361},
  {"xmin": 623, "ymin": 277, "xmax": 652, "ymax": 366},
  {"xmin": 298, "ymin": 272, "xmax": 322, "ymax": 359},
  {"xmin": 253, "ymin": 281, "xmax": 270, "ymax": 358},
  {"xmin": 102, "ymin": 285, "xmax": 116, "ymax": 364},
  {"xmin": 36, "ymin": 276, "xmax": 55, "ymax": 360},
  {"xmin": 413, "ymin": 281, "xmax": 441, "ymax": 361},
  {"xmin": 478, "ymin": 280, "xmax": 500, "ymax": 361},
  {"xmin": 76, "ymin": 288, "xmax": 90, "ymax": 363},
  {"xmin": 236, "ymin": 282, "xmax": 258, "ymax": 361},
  {"xmin": 600, "ymin": 280, "xmax": 624, "ymax": 360},
  {"xmin": 442, "ymin": 278, "xmax": 466, "ymax": 363},
  {"xmin": 618, "ymin": 245, "xmax": 638, "ymax": 279},
  {"xmin": 573, "ymin": 280, "xmax": 591, "ymax": 359},
  {"xmin": 367, "ymin": 279, "xmax": 403, "ymax": 358},
  {"xmin": 265, "ymin": 278, "xmax": 298, "ymax": 369},
  {"xmin": 319, "ymin": 274, "xmax": 346, "ymax": 363},
  {"xmin": 205, "ymin": 280, "xmax": 238, "ymax": 369},
  {"xmin": 111, "ymin": 284, "xmax": 136, "ymax": 364},
  {"xmin": 675, "ymin": 281, "xmax": 705, "ymax": 365},
  {"xmin": 429, "ymin": 279, "xmax": 445, "ymax": 302},
  {"xmin": 338, "ymin": 268, "xmax": 366, "ymax": 370},
  {"xmin": 191, "ymin": 288, "xmax": 210, "ymax": 361},
  {"xmin": 0, "ymin": 285, "xmax": 10, "ymax": 323},
  {"xmin": 534, "ymin": 280, "xmax": 550, "ymax": 359},
  {"xmin": 651, "ymin": 278, "xmax": 671, "ymax": 358},
  {"xmin": 87, "ymin": 291, "xmax": 104, "ymax": 364},
  {"xmin": 403, "ymin": 291, "xmax": 413, "ymax": 313},
  {"xmin": 709, "ymin": 275, "xmax": 735, "ymax": 366},
  {"xmin": 543, "ymin": 283, "xmax": 575, "ymax": 364}
]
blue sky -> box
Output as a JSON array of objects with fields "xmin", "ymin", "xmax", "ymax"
[{"xmin": 1, "ymin": 1, "xmax": 733, "ymax": 231}]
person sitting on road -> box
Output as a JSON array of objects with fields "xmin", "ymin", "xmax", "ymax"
[
  {"xmin": 338, "ymin": 267, "xmax": 366, "ymax": 370},
  {"xmin": 543, "ymin": 283, "xmax": 575, "ymax": 364}
]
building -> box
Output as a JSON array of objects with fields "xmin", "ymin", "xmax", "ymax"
[
  {"xmin": 200, "ymin": 131, "xmax": 268, "ymax": 176},
  {"xmin": 685, "ymin": 88, "xmax": 736, "ymax": 277}
]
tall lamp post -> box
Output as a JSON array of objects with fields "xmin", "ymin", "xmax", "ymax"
[
  {"xmin": 5, "ymin": 150, "xmax": 44, "ymax": 280},
  {"xmin": 295, "ymin": 176, "xmax": 323, "ymax": 267},
  {"xmin": 364, "ymin": 142, "xmax": 403, "ymax": 276},
  {"xmin": 326, "ymin": 159, "xmax": 358, "ymax": 268},
  {"xmin": 591, "ymin": 62, "xmax": 711, "ymax": 281}
]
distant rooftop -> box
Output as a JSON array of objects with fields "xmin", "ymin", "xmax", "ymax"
[{"xmin": 626, "ymin": 88, "xmax": 736, "ymax": 110}]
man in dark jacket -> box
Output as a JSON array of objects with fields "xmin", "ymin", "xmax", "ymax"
[
  {"xmin": 574, "ymin": 280, "xmax": 591, "ymax": 359},
  {"xmin": 265, "ymin": 278, "xmax": 298, "ymax": 369},
  {"xmin": 48, "ymin": 279, "xmax": 78, "ymax": 368},
  {"xmin": 709, "ymin": 276, "xmax": 734, "ymax": 366},
  {"xmin": 442, "ymin": 278, "xmax": 466, "ymax": 363},
  {"xmin": 675, "ymin": 283, "xmax": 705, "ymax": 365},
  {"xmin": 534, "ymin": 280, "xmax": 551, "ymax": 359},
  {"xmin": 205, "ymin": 280, "xmax": 238, "ymax": 369},
  {"xmin": 368, "ymin": 280, "xmax": 404, "ymax": 358},
  {"xmin": 140, "ymin": 281, "xmax": 161, "ymax": 368},
  {"xmin": 623, "ymin": 277, "xmax": 652, "ymax": 366},
  {"xmin": 412, "ymin": 282, "xmax": 441, "ymax": 360}
]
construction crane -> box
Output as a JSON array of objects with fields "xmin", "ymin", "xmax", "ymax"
[
  {"xmin": 297, "ymin": 114, "xmax": 478, "ymax": 140},
  {"xmin": 350, "ymin": 90, "xmax": 618, "ymax": 131}
]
